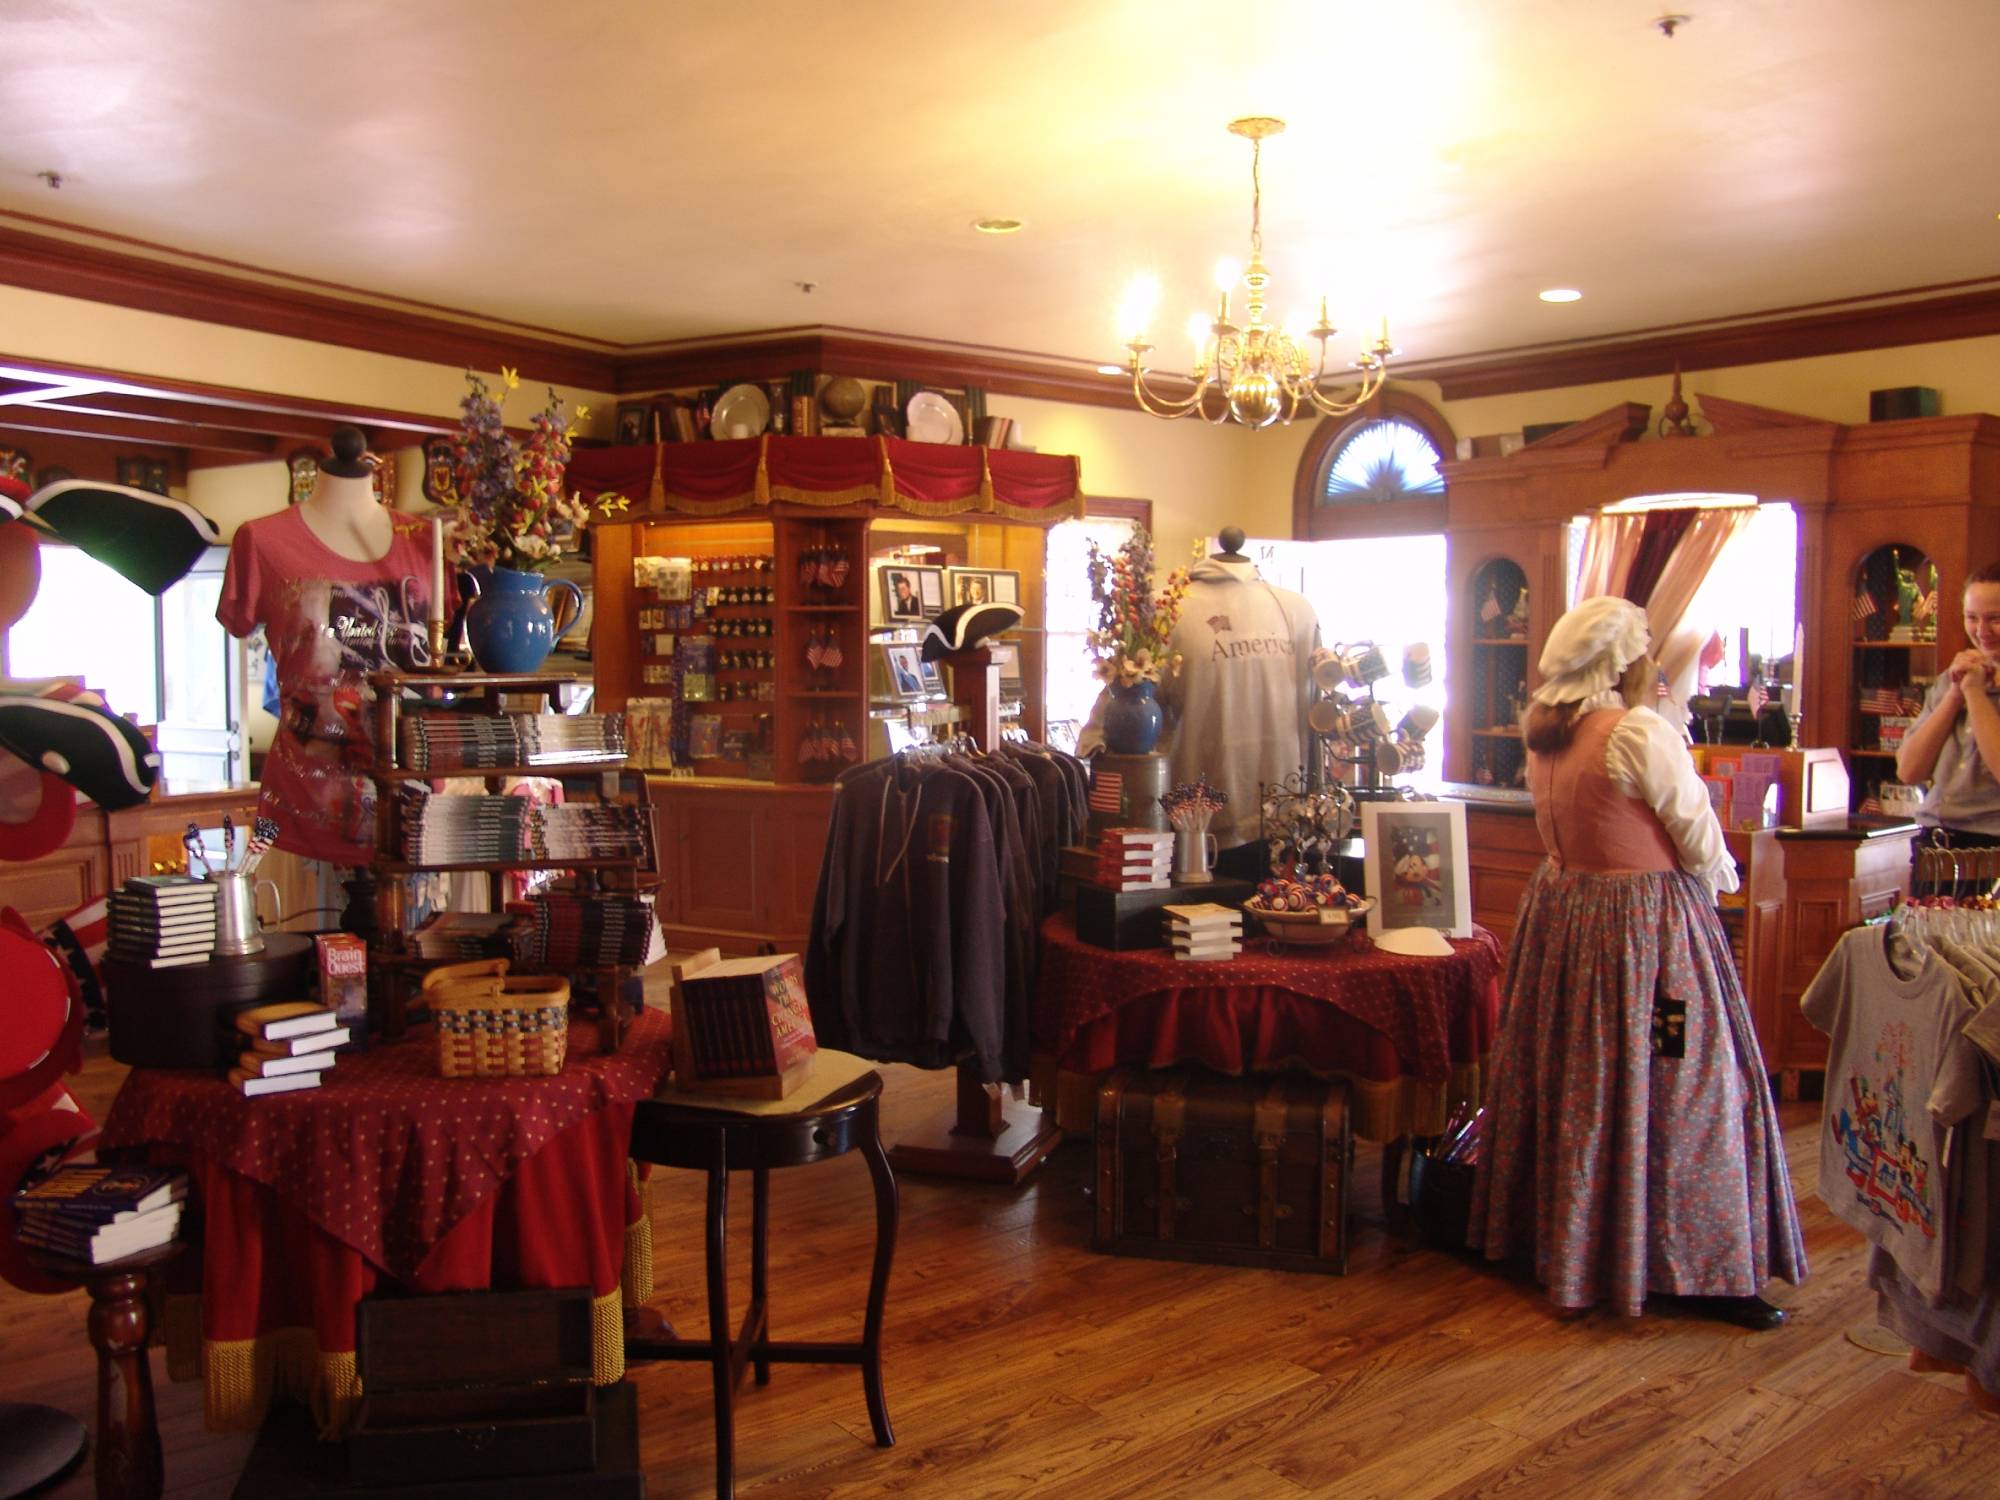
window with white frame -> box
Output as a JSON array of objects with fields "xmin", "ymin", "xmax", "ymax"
[
  {"xmin": 1043, "ymin": 513, "xmax": 1140, "ymax": 738},
  {"xmin": 5, "ymin": 544, "xmax": 243, "ymax": 785}
]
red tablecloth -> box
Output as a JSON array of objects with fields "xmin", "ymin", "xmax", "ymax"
[
  {"xmin": 99, "ymin": 1009, "xmax": 671, "ymax": 1435},
  {"xmin": 1034, "ymin": 914, "xmax": 1501, "ymax": 1142}
]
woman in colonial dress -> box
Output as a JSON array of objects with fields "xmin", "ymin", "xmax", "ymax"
[{"xmin": 1467, "ymin": 595, "xmax": 1807, "ymax": 1328}]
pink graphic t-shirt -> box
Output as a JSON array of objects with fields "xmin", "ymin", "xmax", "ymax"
[{"xmin": 217, "ymin": 508, "xmax": 449, "ymax": 867}]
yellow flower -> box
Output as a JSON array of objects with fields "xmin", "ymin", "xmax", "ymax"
[
  {"xmin": 574, "ymin": 405, "xmax": 591, "ymax": 423},
  {"xmin": 500, "ymin": 365, "xmax": 521, "ymax": 391}
]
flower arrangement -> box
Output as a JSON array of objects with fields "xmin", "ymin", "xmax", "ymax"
[
  {"xmin": 446, "ymin": 367, "xmax": 597, "ymax": 572},
  {"xmin": 1086, "ymin": 528, "xmax": 1189, "ymax": 688}
]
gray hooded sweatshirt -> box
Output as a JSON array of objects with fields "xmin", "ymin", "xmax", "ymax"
[{"xmin": 1157, "ymin": 556, "xmax": 1320, "ymax": 849}]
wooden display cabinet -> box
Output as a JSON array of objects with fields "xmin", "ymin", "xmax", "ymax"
[
  {"xmin": 1846, "ymin": 541, "xmax": 1938, "ymax": 812},
  {"xmin": 1461, "ymin": 557, "xmax": 1532, "ymax": 789}
]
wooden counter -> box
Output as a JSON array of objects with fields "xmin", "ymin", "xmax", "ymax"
[{"xmin": 643, "ymin": 776, "xmax": 837, "ymax": 954}]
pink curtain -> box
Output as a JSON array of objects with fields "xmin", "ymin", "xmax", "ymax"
[
  {"xmin": 1642, "ymin": 507, "xmax": 1754, "ymax": 642},
  {"xmin": 1575, "ymin": 513, "xmax": 1646, "ymax": 599}
]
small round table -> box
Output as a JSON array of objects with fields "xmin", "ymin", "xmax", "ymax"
[{"xmin": 626, "ymin": 1072, "xmax": 897, "ymax": 1500}]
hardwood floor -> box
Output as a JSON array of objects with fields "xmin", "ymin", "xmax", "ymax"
[{"xmin": 5, "ymin": 1052, "xmax": 1997, "ymax": 1499}]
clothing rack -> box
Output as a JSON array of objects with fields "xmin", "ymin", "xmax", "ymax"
[{"xmin": 1912, "ymin": 845, "xmax": 2000, "ymax": 899}]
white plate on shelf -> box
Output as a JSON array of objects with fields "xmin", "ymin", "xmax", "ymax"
[
  {"xmin": 710, "ymin": 383, "xmax": 770, "ymax": 441},
  {"xmin": 905, "ymin": 391, "xmax": 964, "ymax": 445}
]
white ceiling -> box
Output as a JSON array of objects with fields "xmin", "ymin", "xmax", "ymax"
[{"xmin": 3, "ymin": 0, "xmax": 1997, "ymax": 373}]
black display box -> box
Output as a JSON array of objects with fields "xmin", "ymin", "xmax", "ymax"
[{"xmin": 1072, "ymin": 878, "xmax": 1257, "ymax": 951}]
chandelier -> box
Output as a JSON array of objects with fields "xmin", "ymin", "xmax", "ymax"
[{"xmin": 1119, "ymin": 117, "xmax": 1394, "ymax": 429}]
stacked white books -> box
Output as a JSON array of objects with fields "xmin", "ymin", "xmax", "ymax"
[
  {"xmin": 105, "ymin": 874, "xmax": 218, "ymax": 968},
  {"xmin": 11, "ymin": 1163, "xmax": 187, "ymax": 1264},
  {"xmin": 229, "ymin": 1002, "xmax": 346, "ymax": 1096},
  {"xmin": 1095, "ymin": 827, "xmax": 1174, "ymax": 892},
  {"xmin": 1162, "ymin": 902, "xmax": 1245, "ymax": 961}
]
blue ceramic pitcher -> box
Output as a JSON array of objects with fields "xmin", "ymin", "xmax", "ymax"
[{"xmin": 462, "ymin": 567, "xmax": 584, "ymax": 674}]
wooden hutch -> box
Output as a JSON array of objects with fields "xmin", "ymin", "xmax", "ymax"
[
  {"xmin": 1432, "ymin": 395, "xmax": 2000, "ymax": 1088},
  {"xmin": 571, "ymin": 432, "xmax": 1083, "ymax": 956}
]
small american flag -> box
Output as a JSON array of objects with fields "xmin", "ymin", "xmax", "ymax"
[
  {"xmin": 1088, "ymin": 770, "xmax": 1124, "ymax": 815},
  {"xmin": 1852, "ymin": 591, "xmax": 1879, "ymax": 622}
]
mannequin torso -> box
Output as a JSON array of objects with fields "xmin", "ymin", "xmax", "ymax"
[{"xmin": 298, "ymin": 470, "xmax": 394, "ymax": 563}]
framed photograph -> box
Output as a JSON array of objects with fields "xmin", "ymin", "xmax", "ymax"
[
  {"xmin": 879, "ymin": 564, "xmax": 943, "ymax": 622},
  {"xmin": 945, "ymin": 568, "xmax": 1021, "ymax": 608},
  {"xmin": 917, "ymin": 657, "xmax": 942, "ymax": 692},
  {"xmin": 987, "ymin": 640, "xmax": 1022, "ymax": 686},
  {"xmin": 615, "ymin": 404, "xmax": 651, "ymax": 445},
  {"xmin": 1361, "ymin": 800, "xmax": 1472, "ymax": 940},
  {"xmin": 879, "ymin": 643, "xmax": 925, "ymax": 701}
]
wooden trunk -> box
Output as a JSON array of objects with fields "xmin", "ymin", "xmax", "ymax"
[{"xmin": 1094, "ymin": 1068, "xmax": 1352, "ymax": 1275}]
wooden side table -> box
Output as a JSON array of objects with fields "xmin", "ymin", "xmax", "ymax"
[
  {"xmin": 22, "ymin": 1240, "xmax": 181, "ymax": 1500},
  {"xmin": 626, "ymin": 1072, "xmax": 897, "ymax": 1500}
]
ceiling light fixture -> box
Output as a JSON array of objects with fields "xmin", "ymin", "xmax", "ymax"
[
  {"xmin": 1538, "ymin": 287, "xmax": 1583, "ymax": 303},
  {"xmin": 1095, "ymin": 364, "xmax": 1125, "ymax": 376},
  {"xmin": 1117, "ymin": 117, "xmax": 1393, "ymax": 430},
  {"xmin": 973, "ymin": 217, "xmax": 1024, "ymax": 234}
]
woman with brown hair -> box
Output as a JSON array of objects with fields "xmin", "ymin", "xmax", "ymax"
[
  {"xmin": 1468, "ymin": 595, "xmax": 1806, "ymax": 1328},
  {"xmin": 1895, "ymin": 560, "xmax": 2000, "ymax": 858}
]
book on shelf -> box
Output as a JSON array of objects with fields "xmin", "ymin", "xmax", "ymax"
[
  {"xmin": 234, "ymin": 1001, "xmax": 341, "ymax": 1042},
  {"xmin": 228, "ymin": 1067, "xmax": 324, "ymax": 1097},
  {"xmin": 13, "ymin": 1163, "xmax": 186, "ymax": 1220},
  {"xmin": 247, "ymin": 1027, "xmax": 350, "ymax": 1059}
]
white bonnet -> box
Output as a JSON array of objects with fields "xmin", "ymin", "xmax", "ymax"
[{"xmin": 1531, "ymin": 595, "xmax": 1651, "ymax": 706}]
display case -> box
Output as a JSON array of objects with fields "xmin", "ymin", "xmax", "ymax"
[
  {"xmin": 1846, "ymin": 541, "xmax": 1937, "ymax": 813},
  {"xmin": 1461, "ymin": 556, "xmax": 1532, "ymax": 790}
]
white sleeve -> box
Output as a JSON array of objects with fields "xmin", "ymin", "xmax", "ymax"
[{"xmin": 1602, "ymin": 709, "xmax": 1740, "ymax": 897}]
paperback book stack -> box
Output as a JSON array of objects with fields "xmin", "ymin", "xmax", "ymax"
[
  {"xmin": 523, "ymin": 803, "xmax": 652, "ymax": 863},
  {"xmin": 105, "ymin": 874, "xmax": 218, "ymax": 968},
  {"xmin": 1094, "ymin": 828, "xmax": 1174, "ymax": 892},
  {"xmin": 1162, "ymin": 902, "xmax": 1245, "ymax": 962},
  {"xmin": 527, "ymin": 891, "xmax": 658, "ymax": 968},
  {"xmin": 229, "ymin": 1001, "xmax": 346, "ymax": 1096},
  {"xmin": 12, "ymin": 1163, "xmax": 187, "ymax": 1265},
  {"xmin": 411, "ymin": 911, "xmax": 527, "ymax": 962},
  {"xmin": 399, "ymin": 712, "xmax": 628, "ymax": 772},
  {"xmin": 398, "ymin": 786, "xmax": 529, "ymax": 863}
]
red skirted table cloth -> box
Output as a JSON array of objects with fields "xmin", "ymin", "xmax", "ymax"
[
  {"xmin": 1034, "ymin": 913, "xmax": 1501, "ymax": 1142},
  {"xmin": 98, "ymin": 1008, "xmax": 671, "ymax": 1437}
]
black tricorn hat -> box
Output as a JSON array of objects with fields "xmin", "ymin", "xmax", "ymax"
[{"xmin": 920, "ymin": 602, "xmax": 1024, "ymax": 662}]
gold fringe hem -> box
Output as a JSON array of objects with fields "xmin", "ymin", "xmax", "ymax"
[
  {"xmin": 592, "ymin": 1286, "xmax": 625, "ymax": 1387},
  {"xmin": 768, "ymin": 483, "xmax": 882, "ymax": 507},
  {"xmin": 622, "ymin": 1165, "xmax": 654, "ymax": 1306},
  {"xmin": 659, "ymin": 491, "xmax": 764, "ymax": 516}
]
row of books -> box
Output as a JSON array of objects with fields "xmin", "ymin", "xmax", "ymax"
[
  {"xmin": 11, "ymin": 1163, "xmax": 187, "ymax": 1265},
  {"xmin": 106, "ymin": 873, "xmax": 217, "ymax": 969},
  {"xmin": 229, "ymin": 1001, "xmax": 348, "ymax": 1096},
  {"xmin": 399, "ymin": 712, "xmax": 627, "ymax": 772},
  {"xmin": 1164, "ymin": 903, "xmax": 1243, "ymax": 962},
  {"xmin": 526, "ymin": 891, "xmax": 659, "ymax": 968},
  {"xmin": 1095, "ymin": 827, "xmax": 1174, "ymax": 893},
  {"xmin": 398, "ymin": 789, "xmax": 652, "ymax": 863}
]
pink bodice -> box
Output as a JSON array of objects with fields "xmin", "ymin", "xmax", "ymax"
[{"xmin": 1529, "ymin": 709, "xmax": 1678, "ymax": 874}]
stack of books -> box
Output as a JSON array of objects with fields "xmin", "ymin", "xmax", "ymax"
[
  {"xmin": 1094, "ymin": 828, "xmax": 1174, "ymax": 892},
  {"xmin": 11, "ymin": 1163, "xmax": 187, "ymax": 1264},
  {"xmin": 523, "ymin": 803, "xmax": 653, "ymax": 862},
  {"xmin": 411, "ymin": 911, "xmax": 526, "ymax": 962},
  {"xmin": 399, "ymin": 712, "xmax": 628, "ymax": 772},
  {"xmin": 229, "ymin": 1002, "xmax": 346, "ymax": 1096},
  {"xmin": 105, "ymin": 874, "xmax": 218, "ymax": 968},
  {"xmin": 527, "ymin": 891, "xmax": 658, "ymax": 968},
  {"xmin": 1162, "ymin": 902, "xmax": 1245, "ymax": 962},
  {"xmin": 398, "ymin": 786, "xmax": 529, "ymax": 863}
]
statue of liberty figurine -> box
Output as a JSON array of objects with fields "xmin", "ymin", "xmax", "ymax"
[{"xmin": 1893, "ymin": 548, "xmax": 1920, "ymax": 638}]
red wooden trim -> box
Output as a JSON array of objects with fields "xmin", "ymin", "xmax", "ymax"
[
  {"xmin": 1084, "ymin": 496, "xmax": 1152, "ymax": 526},
  {"xmin": 0, "ymin": 225, "xmax": 617, "ymax": 391},
  {"xmin": 1292, "ymin": 389, "xmax": 1456, "ymax": 541},
  {"xmin": 0, "ymin": 406, "xmax": 276, "ymax": 457}
]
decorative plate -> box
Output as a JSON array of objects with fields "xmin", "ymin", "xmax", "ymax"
[
  {"xmin": 710, "ymin": 383, "xmax": 771, "ymax": 441},
  {"xmin": 905, "ymin": 391, "xmax": 964, "ymax": 445}
]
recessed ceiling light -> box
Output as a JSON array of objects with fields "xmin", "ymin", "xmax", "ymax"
[
  {"xmin": 1096, "ymin": 364, "xmax": 1125, "ymax": 376},
  {"xmin": 972, "ymin": 217, "xmax": 1024, "ymax": 235},
  {"xmin": 1539, "ymin": 288, "xmax": 1583, "ymax": 303}
]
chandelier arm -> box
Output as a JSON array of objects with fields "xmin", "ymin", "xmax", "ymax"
[{"xmin": 1131, "ymin": 368, "xmax": 1215, "ymax": 420}]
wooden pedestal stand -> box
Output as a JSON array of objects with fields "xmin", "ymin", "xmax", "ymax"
[{"xmin": 885, "ymin": 646, "xmax": 1063, "ymax": 1185}]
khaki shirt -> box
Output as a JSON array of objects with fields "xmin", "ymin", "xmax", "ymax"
[{"xmin": 1910, "ymin": 673, "xmax": 2000, "ymax": 833}]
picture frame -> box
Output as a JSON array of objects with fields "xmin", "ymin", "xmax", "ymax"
[
  {"xmin": 1361, "ymin": 799, "xmax": 1472, "ymax": 940},
  {"xmin": 986, "ymin": 640, "xmax": 1022, "ymax": 686},
  {"xmin": 878, "ymin": 564, "xmax": 943, "ymax": 622},
  {"xmin": 422, "ymin": 435, "xmax": 459, "ymax": 506},
  {"xmin": 917, "ymin": 657, "xmax": 942, "ymax": 692},
  {"xmin": 879, "ymin": 643, "xmax": 925, "ymax": 701},
  {"xmin": 945, "ymin": 567, "xmax": 1021, "ymax": 607},
  {"xmin": 284, "ymin": 449, "xmax": 319, "ymax": 507},
  {"xmin": 615, "ymin": 404, "xmax": 651, "ymax": 445}
]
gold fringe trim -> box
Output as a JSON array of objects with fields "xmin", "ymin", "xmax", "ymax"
[
  {"xmin": 162, "ymin": 1292, "xmax": 203, "ymax": 1383},
  {"xmin": 883, "ymin": 492, "xmax": 994, "ymax": 519},
  {"xmin": 202, "ymin": 1327, "xmax": 322, "ymax": 1434},
  {"xmin": 1042, "ymin": 1057, "xmax": 1489, "ymax": 1146},
  {"xmin": 647, "ymin": 443, "xmax": 665, "ymax": 512},
  {"xmin": 979, "ymin": 448, "xmax": 996, "ymax": 511},
  {"xmin": 987, "ymin": 497, "xmax": 1084, "ymax": 524},
  {"xmin": 754, "ymin": 433, "xmax": 772, "ymax": 506},
  {"xmin": 878, "ymin": 438, "xmax": 895, "ymax": 507},
  {"xmin": 660, "ymin": 491, "xmax": 763, "ymax": 516},
  {"xmin": 768, "ymin": 483, "xmax": 881, "ymax": 507},
  {"xmin": 592, "ymin": 1287, "xmax": 625, "ymax": 1387},
  {"xmin": 622, "ymin": 1163, "xmax": 654, "ymax": 1306},
  {"xmin": 315, "ymin": 1349, "xmax": 362, "ymax": 1440}
]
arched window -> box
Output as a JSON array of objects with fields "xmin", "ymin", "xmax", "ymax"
[{"xmin": 1318, "ymin": 418, "xmax": 1446, "ymax": 504}]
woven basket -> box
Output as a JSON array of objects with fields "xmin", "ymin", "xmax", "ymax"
[{"xmin": 422, "ymin": 959, "xmax": 571, "ymax": 1078}]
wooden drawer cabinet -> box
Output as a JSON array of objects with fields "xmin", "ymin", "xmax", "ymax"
[{"xmin": 649, "ymin": 779, "xmax": 834, "ymax": 954}]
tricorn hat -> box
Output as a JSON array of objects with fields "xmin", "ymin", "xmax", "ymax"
[{"xmin": 920, "ymin": 601, "xmax": 1024, "ymax": 662}]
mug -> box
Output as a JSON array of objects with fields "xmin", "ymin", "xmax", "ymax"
[
  {"xmin": 1173, "ymin": 827, "xmax": 1219, "ymax": 884},
  {"xmin": 211, "ymin": 871, "xmax": 282, "ymax": 957},
  {"xmin": 1402, "ymin": 643, "xmax": 1433, "ymax": 688}
]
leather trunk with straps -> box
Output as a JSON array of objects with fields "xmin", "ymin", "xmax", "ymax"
[{"xmin": 1093, "ymin": 1066, "xmax": 1352, "ymax": 1275}]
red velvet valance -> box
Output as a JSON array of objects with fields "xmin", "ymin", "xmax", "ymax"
[{"xmin": 567, "ymin": 436, "xmax": 1084, "ymax": 523}]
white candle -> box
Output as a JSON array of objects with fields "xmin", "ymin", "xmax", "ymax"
[
  {"xmin": 430, "ymin": 514, "xmax": 446, "ymax": 626},
  {"xmin": 1792, "ymin": 622, "xmax": 1806, "ymax": 732}
]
